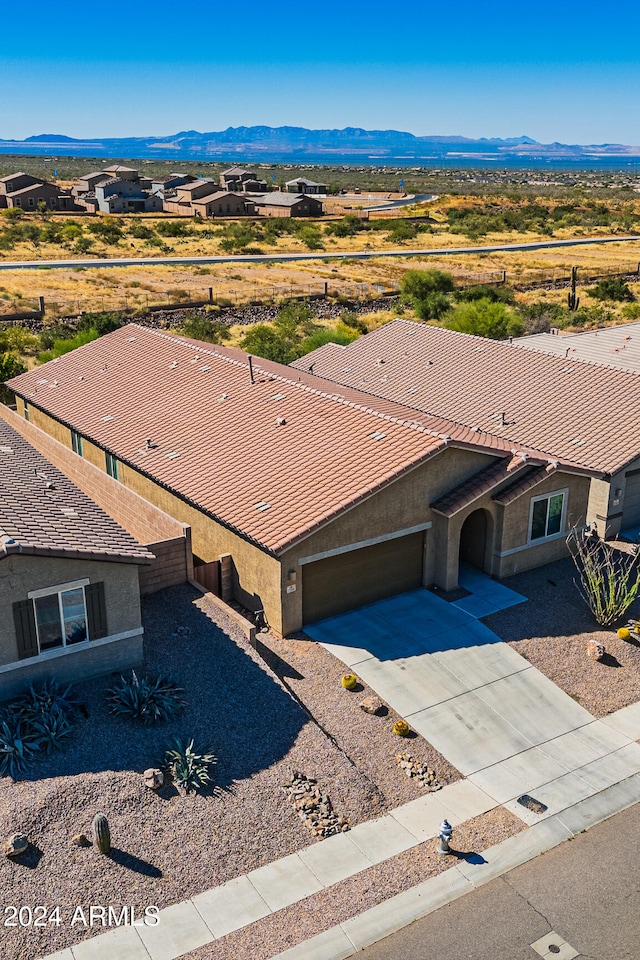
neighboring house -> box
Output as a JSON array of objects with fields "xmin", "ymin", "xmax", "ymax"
[
  {"xmin": 9, "ymin": 323, "xmax": 634, "ymax": 637},
  {"xmin": 72, "ymin": 172, "xmax": 113, "ymax": 198},
  {"xmin": 191, "ymin": 192, "xmax": 255, "ymax": 218},
  {"xmin": 0, "ymin": 176, "xmax": 77, "ymax": 211},
  {"xmin": 163, "ymin": 180, "xmax": 239, "ymax": 216},
  {"xmin": 516, "ymin": 322, "xmax": 640, "ymax": 374},
  {"xmin": 103, "ymin": 164, "xmax": 140, "ymax": 181},
  {"xmin": 94, "ymin": 178, "xmax": 163, "ymax": 214},
  {"xmin": 220, "ymin": 167, "xmax": 268, "ymax": 192},
  {"xmin": 0, "ymin": 418, "xmax": 153, "ymax": 700},
  {"xmin": 253, "ymin": 192, "xmax": 323, "ymax": 218},
  {"xmin": 151, "ymin": 174, "xmax": 197, "ymax": 196},
  {"xmin": 285, "ymin": 177, "xmax": 327, "ymax": 195}
]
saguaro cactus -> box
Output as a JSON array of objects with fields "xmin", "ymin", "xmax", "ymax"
[
  {"xmin": 568, "ymin": 266, "xmax": 580, "ymax": 311},
  {"xmin": 92, "ymin": 813, "xmax": 111, "ymax": 854}
]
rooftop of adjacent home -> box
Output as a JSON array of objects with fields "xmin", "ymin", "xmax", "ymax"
[
  {"xmin": 0, "ymin": 419, "xmax": 153, "ymax": 563},
  {"xmin": 290, "ymin": 318, "xmax": 640, "ymax": 476},
  {"xmin": 516, "ymin": 321, "xmax": 640, "ymax": 375},
  {"xmin": 8, "ymin": 325, "xmax": 586, "ymax": 557}
]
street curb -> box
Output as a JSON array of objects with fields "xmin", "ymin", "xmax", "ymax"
[{"xmin": 268, "ymin": 775, "xmax": 640, "ymax": 960}]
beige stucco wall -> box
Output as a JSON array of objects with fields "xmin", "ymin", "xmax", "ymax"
[
  {"xmin": 0, "ymin": 554, "xmax": 142, "ymax": 667},
  {"xmin": 0, "ymin": 554, "xmax": 143, "ymax": 700}
]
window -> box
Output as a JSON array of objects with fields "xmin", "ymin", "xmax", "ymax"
[
  {"xmin": 529, "ymin": 491, "xmax": 566, "ymax": 542},
  {"xmin": 71, "ymin": 430, "xmax": 83, "ymax": 456},
  {"xmin": 105, "ymin": 452, "xmax": 119, "ymax": 480},
  {"xmin": 23, "ymin": 400, "xmax": 30, "ymax": 422},
  {"xmin": 34, "ymin": 587, "xmax": 87, "ymax": 650}
]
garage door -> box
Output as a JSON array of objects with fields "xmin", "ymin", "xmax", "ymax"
[
  {"xmin": 302, "ymin": 532, "xmax": 424, "ymax": 625},
  {"xmin": 623, "ymin": 469, "xmax": 640, "ymax": 528}
]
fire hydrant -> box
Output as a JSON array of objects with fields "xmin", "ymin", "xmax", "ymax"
[{"xmin": 437, "ymin": 819, "xmax": 453, "ymax": 855}]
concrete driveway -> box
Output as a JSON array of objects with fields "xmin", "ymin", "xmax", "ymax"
[{"xmin": 305, "ymin": 569, "xmax": 640, "ymax": 820}]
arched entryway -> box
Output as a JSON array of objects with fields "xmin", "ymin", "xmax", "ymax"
[{"xmin": 459, "ymin": 509, "xmax": 488, "ymax": 572}]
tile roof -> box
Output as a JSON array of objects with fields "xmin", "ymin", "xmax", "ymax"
[
  {"xmin": 0, "ymin": 419, "xmax": 152, "ymax": 564},
  {"xmin": 290, "ymin": 319, "xmax": 640, "ymax": 475},
  {"xmin": 493, "ymin": 463, "xmax": 558, "ymax": 506},
  {"xmin": 255, "ymin": 192, "xmax": 320, "ymax": 207},
  {"xmin": 517, "ymin": 322, "xmax": 640, "ymax": 375},
  {"xmin": 7, "ymin": 325, "xmax": 547, "ymax": 557},
  {"xmin": 430, "ymin": 454, "xmax": 532, "ymax": 517}
]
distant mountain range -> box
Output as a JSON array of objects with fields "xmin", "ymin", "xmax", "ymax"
[{"xmin": 1, "ymin": 127, "xmax": 640, "ymax": 164}]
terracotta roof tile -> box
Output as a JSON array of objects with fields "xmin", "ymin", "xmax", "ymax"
[
  {"xmin": 493, "ymin": 463, "xmax": 558, "ymax": 506},
  {"xmin": 431, "ymin": 454, "xmax": 532, "ymax": 517},
  {"xmin": 0, "ymin": 420, "xmax": 152, "ymax": 563},
  {"xmin": 291, "ymin": 319, "xmax": 640, "ymax": 475}
]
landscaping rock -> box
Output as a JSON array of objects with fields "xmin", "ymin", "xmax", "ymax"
[
  {"xmin": 71, "ymin": 833, "xmax": 92, "ymax": 848},
  {"xmin": 587, "ymin": 640, "xmax": 606, "ymax": 661},
  {"xmin": 359, "ymin": 695, "xmax": 383, "ymax": 715},
  {"xmin": 282, "ymin": 772, "xmax": 350, "ymax": 839},
  {"xmin": 3, "ymin": 834, "xmax": 28, "ymax": 857},
  {"xmin": 143, "ymin": 768, "xmax": 165, "ymax": 790},
  {"xmin": 396, "ymin": 754, "xmax": 442, "ymax": 791}
]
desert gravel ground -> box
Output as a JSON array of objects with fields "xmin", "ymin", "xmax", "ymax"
[
  {"xmin": 189, "ymin": 807, "xmax": 524, "ymax": 960},
  {"xmin": 0, "ymin": 586, "xmax": 457, "ymax": 960},
  {"xmin": 485, "ymin": 557, "xmax": 640, "ymax": 717}
]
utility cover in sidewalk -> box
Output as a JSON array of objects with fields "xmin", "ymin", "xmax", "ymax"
[
  {"xmin": 517, "ymin": 794, "xmax": 548, "ymax": 814},
  {"xmin": 530, "ymin": 931, "xmax": 579, "ymax": 959}
]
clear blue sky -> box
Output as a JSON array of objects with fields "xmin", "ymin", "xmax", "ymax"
[{"xmin": 2, "ymin": 0, "xmax": 637, "ymax": 144}]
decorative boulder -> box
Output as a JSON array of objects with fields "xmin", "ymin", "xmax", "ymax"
[
  {"xmin": 71, "ymin": 833, "xmax": 92, "ymax": 848},
  {"xmin": 143, "ymin": 768, "xmax": 165, "ymax": 790},
  {"xmin": 587, "ymin": 640, "xmax": 606, "ymax": 661},
  {"xmin": 359, "ymin": 696, "xmax": 383, "ymax": 715},
  {"xmin": 3, "ymin": 834, "xmax": 28, "ymax": 857}
]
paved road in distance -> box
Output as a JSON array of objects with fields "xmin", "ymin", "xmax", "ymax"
[{"xmin": 0, "ymin": 235, "xmax": 638, "ymax": 271}]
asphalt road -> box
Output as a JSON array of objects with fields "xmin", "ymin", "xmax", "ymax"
[
  {"xmin": 0, "ymin": 235, "xmax": 638, "ymax": 271},
  {"xmin": 360, "ymin": 802, "xmax": 640, "ymax": 960}
]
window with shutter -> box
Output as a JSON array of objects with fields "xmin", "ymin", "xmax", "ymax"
[
  {"xmin": 12, "ymin": 599, "xmax": 39, "ymax": 660},
  {"xmin": 85, "ymin": 582, "xmax": 108, "ymax": 640}
]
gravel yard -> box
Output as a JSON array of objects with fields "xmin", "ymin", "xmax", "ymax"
[
  {"xmin": 0, "ymin": 585, "xmax": 458, "ymax": 960},
  {"xmin": 190, "ymin": 806, "xmax": 524, "ymax": 960},
  {"xmin": 485, "ymin": 557, "xmax": 640, "ymax": 717}
]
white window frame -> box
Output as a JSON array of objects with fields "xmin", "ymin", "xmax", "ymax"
[
  {"xmin": 27, "ymin": 579, "xmax": 90, "ymax": 654},
  {"xmin": 71, "ymin": 429, "xmax": 83, "ymax": 456},
  {"xmin": 528, "ymin": 488, "xmax": 568, "ymax": 544}
]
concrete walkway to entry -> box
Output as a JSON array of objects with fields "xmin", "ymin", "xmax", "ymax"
[{"xmin": 305, "ymin": 569, "xmax": 640, "ymax": 822}]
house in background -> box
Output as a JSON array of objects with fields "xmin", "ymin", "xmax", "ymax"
[
  {"xmin": 191, "ymin": 191, "xmax": 255, "ymax": 218},
  {"xmin": 285, "ymin": 177, "xmax": 327, "ymax": 195},
  {"xmin": 94, "ymin": 178, "xmax": 163, "ymax": 214},
  {"xmin": 0, "ymin": 418, "xmax": 153, "ymax": 701},
  {"xmin": 0, "ymin": 173, "xmax": 77, "ymax": 211},
  {"xmin": 220, "ymin": 167, "xmax": 268, "ymax": 192},
  {"xmin": 151, "ymin": 173, "xmax": 197, "ymax": 197},
  {"xmin": 253, "ymin": 192, "xmax": 323, "ymax": 218}
]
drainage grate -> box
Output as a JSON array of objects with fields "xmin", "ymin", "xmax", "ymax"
[{"xmin": 517, "ymin": 794, "xmax": 548, "ymax": 814}]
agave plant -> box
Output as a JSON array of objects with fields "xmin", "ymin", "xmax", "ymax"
[
  {"xmin": 29, "ymin": 706, "xmax": 75, "ymax": 755},
  {"xmin": 14, "ymin": 681, "xmax": 81, "ymax": 724},
  {"xmin": 0, "ymin": 719, "xmax": 42, "ymax": 778},
  {"xmin": 161, "ymin": 739, "xmax": 216, "ymax": 794},
  {"xmin": 106, "ymin": 671, "xmax": 185, "ymax": 725}
]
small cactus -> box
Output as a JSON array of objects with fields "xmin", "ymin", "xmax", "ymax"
[
  {"xmin": 341, "ymin": 674, "xmax": 357, "ymax": 690},
  {"xmin": 92, "ymin": 813, "xmax": 111, "ymax": 854},
  {"xmin": 393, "ymin": 719, "xmax": 410, "ymax": 737}
]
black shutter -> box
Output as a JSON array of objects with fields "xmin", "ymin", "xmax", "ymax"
[
  {"xmin": 13, "ymin": 600, "xmax": 38, "ymax": 660},
  {"xmin": 86, "ymin": 582, "xmax": 108, "ymax": 640}
]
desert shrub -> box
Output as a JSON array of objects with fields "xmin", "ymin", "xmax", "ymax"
[
  {"xmin": 326, "ymin": 215, "xmax": 368, "ymax": 238},
  {"xmin": 38, "ymin": 328, "xmax": 100, "ymax": 363},
  {"xmin": 457, "ymin": 284, "xmax": 515, "ymax": 304},
  {"xmin": 621, "ymin": 302, "xmax": 640, "ymax": 319},
  {"xmin": 414, "ymin": 291, "xmax": 452, "ymax": 321},
  {"xmin": 587, "ymin": 278, "xmax": 635, "ymax": 302},
  {"xmin": 567, "ymin": 527, "xmax": 640, "ymax": 627},
  {"xmin": 240, "ymin": 324, "xmax": 291, "ymax": 363},
  {"xmin": 162, "ymin": 739, "xmax": 216, "ymax": 793},
  {"xmin": 0, "ymin": 353, "xmax": 26, "ymax": 403},
  {"xmin": 77, "ymin": 311, "xmax": 123, "ymax": 335},
  {"xmin": 106, "ymin": 671, "xmax": 185, "ymax": 725},
  {"xmin": 0, "ymin": 326, "xmax": 40, "ymax": 356},
  {"xmin": 400, "ymin": 270, "xmax": 455, "ymax": 317},
  {"xmin": 442, "ymin": 299, "xmax": 523, "ymax": 339},
  {"xmin": 156, "ymin": 220, "xmax": 193, "ymax": 238},
  {"xmin": 340, "ymin": 311, "xmax": 368, "ymax": 333},
  {"xmin": 87, "ymin": 220, "xmax": 123, "ymax": 245},
  {"xmin": 129, "ymin": 223, "xmax": 156, "ymax": 240},
  {"xmin": 298, "ymin": 225, "xmax": 324, "ymax": 250},
  {"xmin": 180, "ymin": 314, "xmax": 230, "ymax": 344}
]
